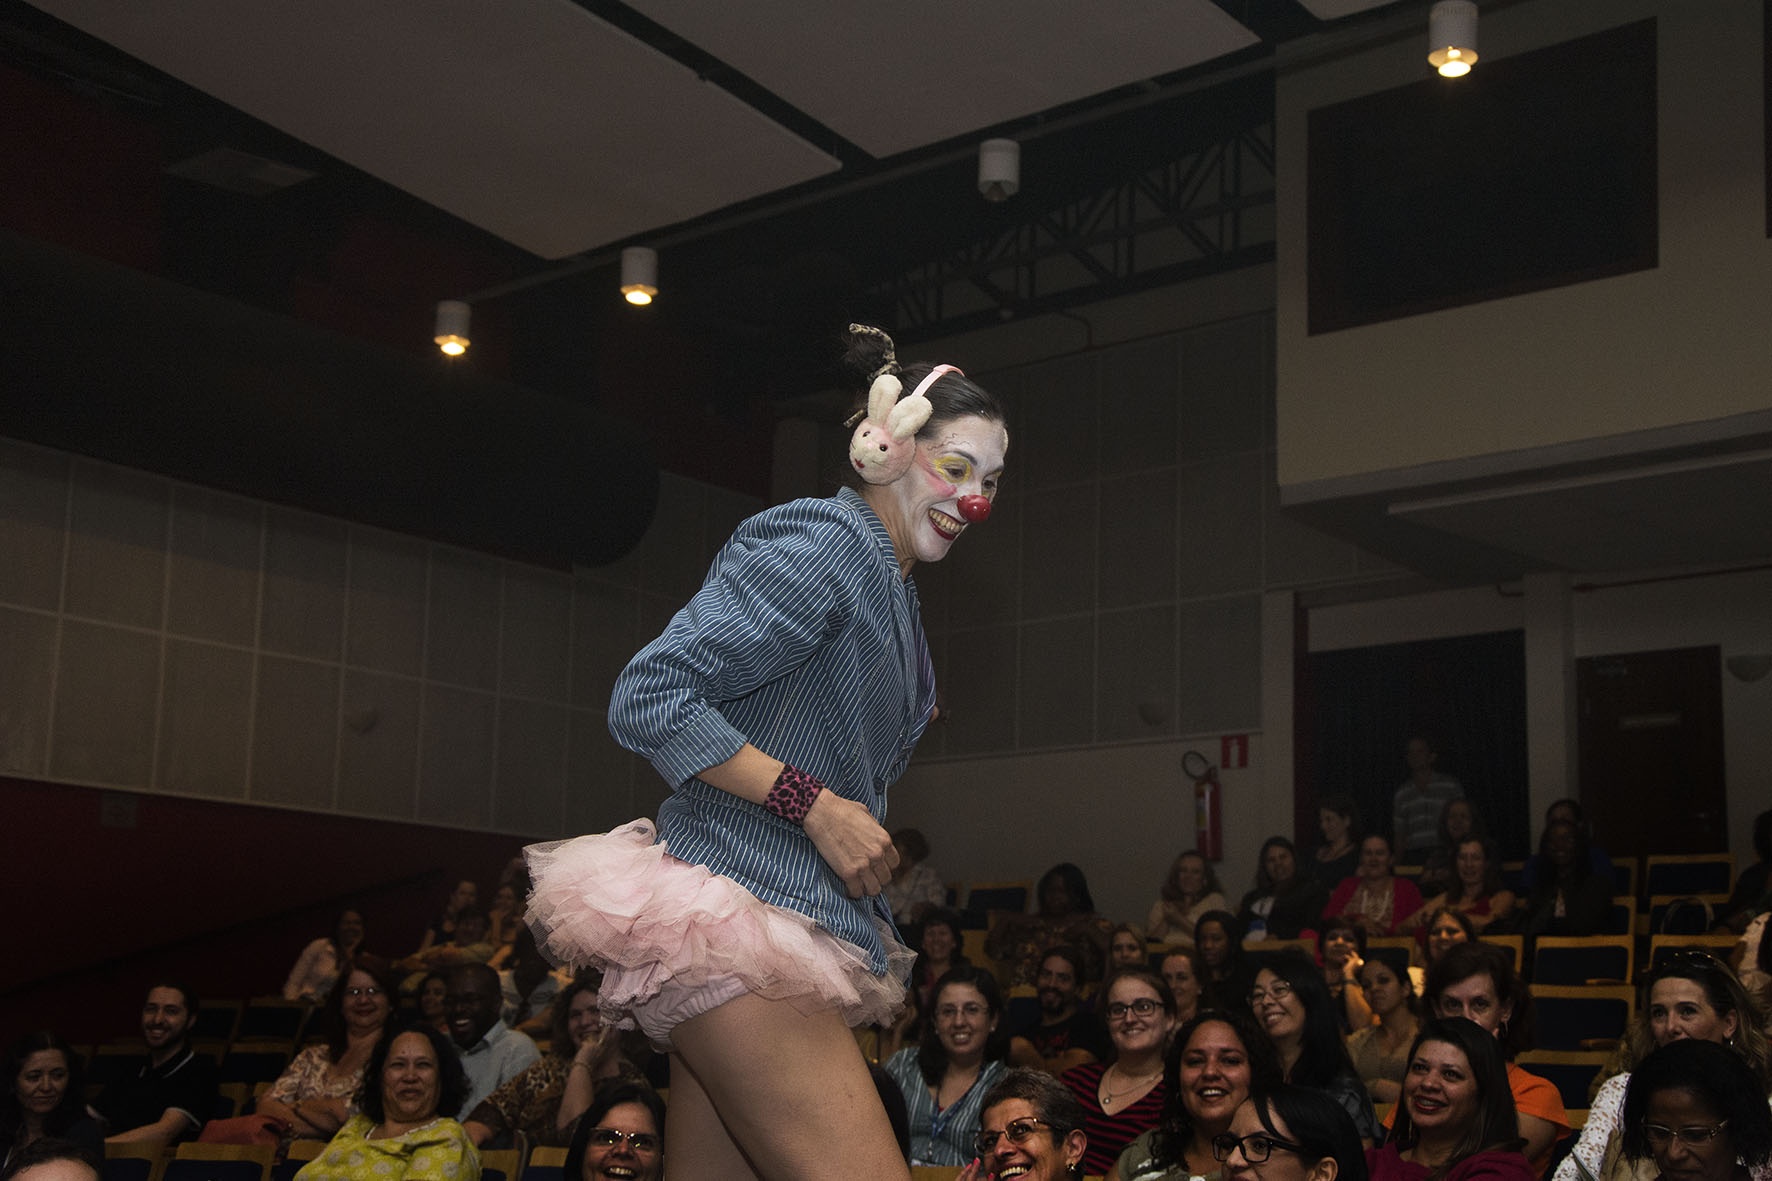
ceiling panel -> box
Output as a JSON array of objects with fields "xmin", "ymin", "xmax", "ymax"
[
  {"xmin": 28, "ymin": 0, "xmax": 842, "ymax": 258},
  {"xmin": 625, "ymin": 0, "xmax": 1262, "ymax": 157}
]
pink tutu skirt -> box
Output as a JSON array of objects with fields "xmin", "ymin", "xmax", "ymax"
[{"xmin": 525, "ymin": 819, "xmax": 912, "ymax": 1048}]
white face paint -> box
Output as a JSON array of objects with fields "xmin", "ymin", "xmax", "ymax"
[{"xmin": 868, "ymin": 414, "xmax": 1007, "ymax": 572}]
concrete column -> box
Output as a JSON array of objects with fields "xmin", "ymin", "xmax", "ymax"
[{"xmin": 1522, "ymin": 571, "xmax": 1576, "ymax": 821}]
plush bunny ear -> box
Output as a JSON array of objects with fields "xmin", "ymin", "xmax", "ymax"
[
  {"xmin": 885, "ymin": 389, "xmax": 932, "ymax": 439},
  {"xmin": 867, "ymin": 373, "xmax": 903, "ymax": 423}
]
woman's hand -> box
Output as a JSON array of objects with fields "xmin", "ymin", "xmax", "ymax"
[
  {"xmin": 957, "ymin": 1157, "xmax": 991, "ymax": 1181},
  {"xmin": 803, "ymin": 792, "xmax": 898, "ymax": 897}
]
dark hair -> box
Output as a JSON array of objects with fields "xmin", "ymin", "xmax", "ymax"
[
  {"xmin": 843, "ymin": 327, "xmax": 1007, "ymax": 439},
  {"xmin": 1361, "ymin": 832, "xmax": 1395, "ymax": 860},
  {"xmin": 563, "ymin": 1080, "xmax": 667, "ymax": 1179},
  {"xmin": 1252, "ymin": 1086, "xmax": 1370, "ymax": 1181},
  {"xmin": 1037, "ymin": 863, "xmax": 1096, "ymax": 917},
  {"xmin": 916, "ymin": 966, "xmax": 1009, "ymax": 1086},
  {"xmin": 0, "ymin": 1136, "xmax": 100, "ymax": 1181},
  {"xmin": 1436, "ymin": 798, "xmax": 1486, "ymax": 849},
  {"xmin": 360, "ymin": 1022, "xmax": 468, "ymax": 1124},
  {"xmin": 870, "ymin": 1063, "xmax": 912, "ymax": 1162},
  {"xmin": 1392, "ymin": 1018, "xmax": 1521, "ymax": 1175},
  {"xmin": 1161, "ymin": 849, "xmax": 1225, "ymax": 905},
  {"xmin": 1754, "ymin": 808, "xmax": 1772, "ymax": 864},
  {"xmin": 1423, "ymin": 941, "xmax": 1535, "ymax": 1060},
  {"xmin": 1536, "ymin": 819, "xmax": 1592, "ymax": 886},
  {"xmin": 1040, "ymin": 944, "xmax": 1088, "ymax": 987},
  {"xmin": 1160, "ymin": 944, "xmax": 1208, "ymax": 986},
  {"xmin": 1450, "ymin": 837, "xmax": 1504, "ymax": 900},
  {"xmin": 1147, "ymin": 1009, "xmax": 1283, "ymax": 1168},
  {"xmin": 1, "ymin": 1032, "xmax": 87, "ymax": 1142},
  {"xmin": 417, "ymin": 970, "xmax": 450, "ymax": 1012},
  {"xmin": 1640, "ymin": 955, "xmax": 1772, "ymax": 1086},
  {"xmin": 1193, "ymin": 911, "xmax": 1248, "ymax": 979},
  {"xmin": 1621, "ymin": 1039, "xmax": 1772, "ymax": 1169},
  {"xmin": 446, "ymin": 961, "xmax": 500, "ymax": 997},
  {"xmin": 891, "ymin": 828, "xmax": 930, "ymax": 864},
  {"xmin": 549, "ymin": 971, "xmax": 606, "ymax": 1058},
  {"xmin": 321, "ymin": 954, "xmax": 401, "ymax": 1060},
  {"xmin": 920, "ymin": 907, "xmax": 965, "ymax": 949},
  {"xmin": 1318, "ymin": 794, "xmax": 1364, "ymax": 840},
  {"xmin": 980, "ymin": 1067, "xmax": 1089, "ymax": 1145},
  {"xmin": 332, "ymin": 908, "xmax": 365, "ymax": 951},
  {"xmin": 1319, "ymin": 916, "xmax": 1368, "ymax": 962},
  {"xmin": 451, "ymin": 907, "xmax": 488, "ymax": 934},
  {"xmin": 1253, "ymin": 951, "xmax": 1360, "ymax": 1090},
  {"xmin": 1100, "ymin": 967, "xmax": 1178, "ymax": 1045},
  {"xmin": 143, "ymin": 980, "xmax": 200, "ymax": 1018},
  {"xmin": 1545, "ymin": 798, "xmax": 1584, "ymax": 824},
  {"xmin": 1359, "ymin": 951, "xmax": 1417, "ymax": 1014},
  {"xmin": 1422, "ymin": 907, "xmax": 1478, "ymax": 962},
  {"xmin": 1255, "ymin": 837, "xmax": 1300, "ymax": 892}
]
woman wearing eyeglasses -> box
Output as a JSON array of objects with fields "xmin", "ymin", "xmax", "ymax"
[
  {"xmin": 1247, "ymin": 952, "xmax": 1381, "ymax": 1146},
  {"xmin": 960, "ymin": 1068, "xmax": 1090, "ymax": 1181},
  {"xmin": 258, "ymin": 958, "xmax": 400, "ymax": 1143},
  {"xmin": 1061, "ymin": 967, "xmax": 1180, "ymax": 1175},
  {"xmin": 883, "ymin": 966, "xmax": 1010, "ymax": 1166},
  {"xmin": 1365, "ymin": 1017, "xmax": 1534, "ymax": 1181},
  {"xmin": 1215, "ymin": 1087, "xmax": 1369, "ymax": 1181},
  {"xmin": 1107, "ymin": 1009, "xmax": 1282, "ymax": 1181},
  {"xmin": 1552, "ymin": 955, "xmax": 1772, "ymax": 1181},
  {"xmin": 562, "ymin": 1080, "xmax": 665, "ymax": 1181},
  {"xmin": 1620, "ymin": 1039, "xmax": 1772, "ymax": 1181}
]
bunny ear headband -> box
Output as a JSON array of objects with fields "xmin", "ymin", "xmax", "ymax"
[{"xmin": 844, "ymin": 324, "xmax": 964, "ymax": 485}]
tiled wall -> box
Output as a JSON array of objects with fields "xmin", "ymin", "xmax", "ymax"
[
  {"xmin": 912, "ymin": 312, "xmax": 1397, "ymax": 759},
  {"xmin": 0, "ymin": 435, "xmax": 760, "ymax": 838}
]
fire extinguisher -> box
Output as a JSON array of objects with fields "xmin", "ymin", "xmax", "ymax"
[{"xmin": 1184, "ymin": 750, "xmax": 1223, "ymax": 861}]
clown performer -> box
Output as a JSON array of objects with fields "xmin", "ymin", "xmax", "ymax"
[{"xmin": 525, "ymin": 324, "xmax": 1006, "ymax": 1178}]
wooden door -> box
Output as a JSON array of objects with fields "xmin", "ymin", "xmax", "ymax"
[{"xmin": 1576, "ymin": 645, "xmax": 1727, "ymax": 859}]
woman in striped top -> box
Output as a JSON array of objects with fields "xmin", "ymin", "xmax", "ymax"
[
  {"xmin": 1065, "ymin": 967, "xmax": 1182, "ymax": 1176},
  {"xmin": 526, "ymin": 325, "xmax": 1006, "ymax": 1179}
]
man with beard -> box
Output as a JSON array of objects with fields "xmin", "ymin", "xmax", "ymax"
[
  {"xmin": 1005, "ymin": 948, "xmax": 1110, "ymax": 1075},
  {"xmin": 88, "ymin": 983, "xmax": 217, "ymax": 1148},
  {"xmin": 445, "ymin": 963, "xmax": 538, "ymax": 1117}
]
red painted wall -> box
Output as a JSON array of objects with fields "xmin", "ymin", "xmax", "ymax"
[{"xmin": 2, "ymin": 778, "xmax": 539, "ymax": 1049}]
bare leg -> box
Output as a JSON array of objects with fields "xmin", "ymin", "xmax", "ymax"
[
  {"xmin": 661, "ymin": 1051, "xmax": 761, "ymax": 1181},
  {"xmin": 670, "ymin": 991, "xmax": 910, "ymax": 1180}
]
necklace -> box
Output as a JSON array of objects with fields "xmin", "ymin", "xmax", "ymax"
[{"xmin": 1100, "ymin": 1064, "xmax": 1162, "ymax": 1105}]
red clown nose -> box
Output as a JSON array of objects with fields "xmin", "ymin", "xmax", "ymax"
[{"xmin": 956, "ymin": 494, "xmax": 992, "ymax": 524}]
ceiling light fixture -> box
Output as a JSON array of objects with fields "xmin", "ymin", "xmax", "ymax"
[
  {"xmin": 1428, "ymin": 1, "xmax": 1479, "ymax": 77},
  {"xmin": 433, "ymin": 300, "xmax": 470, "ymax": 356},
  {"xmin": 620, "ymin": 246, "xmax": 658, "ymax": 306},
  {"xmin": 978, "ymin": 138, "xmax": 1020, "ymax": 203}
]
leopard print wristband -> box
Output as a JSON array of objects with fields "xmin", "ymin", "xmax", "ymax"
[{"xmin": 763, "ymin": 763, "xmax": 825, "ymax": 825}]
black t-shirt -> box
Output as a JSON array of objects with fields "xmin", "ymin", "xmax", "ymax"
[
  {"xmin": 91, "ymin": 1047, "xmax": 218, "ymax": 1140},
  {"xmin": 1015, "ymin": 1008, "xmax": 1111, "ymax": 1063}
]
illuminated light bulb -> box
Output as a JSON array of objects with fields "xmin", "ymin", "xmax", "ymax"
[
  {"xmin": 433, "ymin": 300, "xmax": 470, "ymax": 356},
  {"xmin": 620, "ymin": 247, "xmax": 658, "ymax": 307},
  {"xmin": 1427, "ymin": 0, "xmax": 1478, "ymax": 77}
]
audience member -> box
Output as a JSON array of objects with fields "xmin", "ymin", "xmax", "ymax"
[
  {"xmin": 1313, "ymin": 795, "xmax": 1364, "ymax": 891},
  {"xmin": 870, "ymin": 1062, "xmax": 913, "ymax": 1163},
  {"xmin": 1405, "ymin": 838, "xmax": 1515, "ymax": 936},
  {"xmin": 1718, "ymin": 809, "xmax": 1772, "ymax": 935},
  {"xmin": 1619, "ymin": 1040, "xmax": 1772, "ymax": 1181},
  {"xmin": 401, "ymin": 910, "xmax": 495, "ymax": 987},
  {"xmin": 1147, "ymin": 851, "xmax": 1228, "ymax": 948},
  {"xmin": 909, "ymin": 908, "xmax": 969, "ymax": 1016},
  {"xmin": 1195, "ymin": 911, "xmax": 1255, "ymax": 1013},
  {"xmin": 883, "ymin": 828, "xmax": 947, "ymax": 928},
  {"xmin": 1515, "ymin": 820, "xmax": 1614, "ymax": 938},
  {"xmin": 1519, "ymin": 799, "xmax": 1614, "ymax": 894},
  {"xmin": 464, "ymin": 974, "xmax": 628, "ymax": 1149},
  {"xmin": 1107, "ymin": 1009, "xmax": 1281, "ymax": 1181},
  {"xmin": 444, "ymin": 964, "xmax": 538, "ymax": 1118},
  {"xmin": 258, "ymin": 958, "xmax": 400, "ymax": 1142},
  {"xmin": 1421, "ymin": 908, "xmax": 1476, "ymax": 973},
  {"xmin": 1325, "ymin": 835, "xmax": 1425, "ymax": 938},
  {"xmin": 497, "ymin": 929, "xmax": 561, "ymax": 1036},
  {"xmin": 3, "ymin": 1034, "xmax": 100, "ymax": 1166},
  {"xmin": 293, "ymin": 1024, "xmax": 477, "ymax": 1181},
  {"xmin": 1216, "ymin": 1087, "xmax": 1371, "ymax": 1181},
  {"xmin": 414, "ymin": 880, "xmax": 479, "ymax": 956},
  {"xmin": 1347, "ymin": 951, "xmax": 1419, "ymax": 1104},
  {"xmin": 987, "ymin": 863, "xmax": 1115, "ymax": 987},
  {"xmin": 1365, "ymin": 1017, "xmax": 1534, "ymax": 1181},
  {"xmin": 86, "ymin": 982, "xmax": 217, "ymax": 1149},
  {"xmin": 1238, "ymin": 838, "xmax": 1329, "ymax": 942},
  {"xmin": 1159, "ymin": 946, "xmax": 1207, "ymax": 1026},
  {"xmin": 485, "ymin": 882, "xmax": 524, "ymax": 970},
  {"xmin": 1064, "ymin": 967, "xmax": 1180, "ymax": 1175},
  {"xmin": 1007, "ymin": 947, "xmax": 1112, "ymax": 1075},
  {"xmin": 963, "ymin": 1068, "xmax": 1091, "ymax": 1181},
  {"xmin": 1112, "ymin": 924, "xmax": 1151, "ymax": 971},
  {"xmin": 884, "ymin": 965, "xmax": 1010, "ymax": 1167},
  {"xmin": 283, "ymin": 909, "xmax": 368, "ymax": 1004},
  {"xmin": 1553, "ymin": 954, "xmax": 1772, "ymax": 1181},
  {"xmin": 561, "ymin": 1080, "xmax": 664, "ymax": 1181},
  {"xmin": 0, "ymin": 1138, "xmax": 98, "ymax": 1181},
  {"xmin": 1319, "ymin": 918, "xmax": 1373, "ymax": 1034},
  {"xmin": 1248, "ymin": 951, "xmax": 1380, "ymax": 1145},
  {"xmin": 1392, "ymin": 736, "xmax": 1463, "ymax": 865},
  {"xmin": 1416, "ymin": 800, "xmax": 1483, "ymax": 898},
  {"xmin": 1420, "ymin": 942, "xmax": 1568, "ymax": 1171},
  {"xmin": 416, "ymin": 972, "xmax": 450, "ymax": 1035}
]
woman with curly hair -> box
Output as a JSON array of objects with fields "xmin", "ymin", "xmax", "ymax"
[
  {"xmin": 295, "ymin": 1023, "xmax": 477, "ymax": 1181},
  {"xmin": 1619, "ymin": 1039, "xmax": 1772, "ymax": 1181}
]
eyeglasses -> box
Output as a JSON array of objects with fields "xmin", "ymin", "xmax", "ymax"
[
  {"xmin": 936, "ymin": 1002, "xmax": 988, "ymax": 1022},
  {"xmin": 587, "ymin": 1128, "xmax": 661, "ymax": 1154},
  {"xmin": 1105, "ymin": 998, "xmax": 1163, "ymax": 1021},
  {"xmin": 1248, "ymin": 980, "xmax": 1295, "ymax": 1005},
  {"xmin": 344, "ymin": 987, "xmax": 384, "ymax": 998},
  {"xmin": 1213, "ymin": 1132, "xmax": 1309, "ymax": 1163},
  {"xmin": 975, "ymin": 1118, "xmax": 1052, "ymax": 1157},
  {"xmin": 1643, "ymin": 1122, "xmax": 1729, "ymax": 1147}
]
